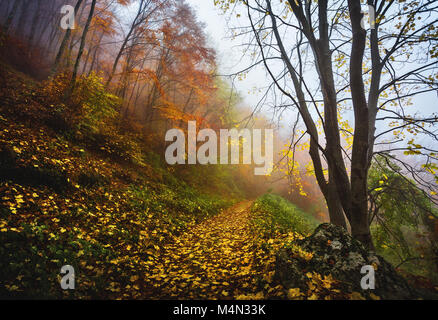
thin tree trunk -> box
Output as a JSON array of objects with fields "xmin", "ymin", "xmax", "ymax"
[
  {"xmin": 52, "ymin": 0, "xmax": 84, "ymax": 74},
  {"xmin": 106, "ymin": 0, "xmax": 147, "ymax": 88},
  {"xmin": 87, "ymin": 31, "xmax": 104, "ymax": 75},
  {"xmin": 14, "ymin": 0, "xmax": 30, "ymax": 37},
  {"xmin": 3, "ymin": 0, "xmax": 20, "ymax": 35},
  {"xmin": 81, "ymin": 28, "xmax": 97, "ymax": 74},
  {"xmin": 27, "ymin": 0, "xmax": 42, "ymax": 47},
  {"xmin": 70, "ymin": 0, "xmax": 96, "ymax": 89},
  {"xmin": 266, "ymin": 0, "xmax": 349, "ymax": 230}
]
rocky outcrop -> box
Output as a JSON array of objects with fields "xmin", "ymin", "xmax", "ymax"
[{"xmin": 275, "ymin": 223, "xmax": 417, "ymax": 299}]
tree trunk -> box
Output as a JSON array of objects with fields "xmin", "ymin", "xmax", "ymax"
[
  {"xmin": 3, "ymin": 0, "xmax": 20, "ymax": 35},
  {"xmin": 81, "ymin": 28, "xmax": 98, "ymax": 75},
  {"xmin": 87, "ymin": 31, "xmax": 104, "ymax": 75},
  {"xmin": 52, "ymin": 0, "xmax": 84, "ymax": 74},
  {"xmin": 326, "ymin": 174, "xmax": 347, "ymax": 229},
  {"xmin": 14, "ymin": 0, "xmax": 30, "ymax": 37},
  {"xmin": 266, "ymin": 0, "xmax": 349, "ymax": 229},
  {"xmin": 347, "ymin": 0, "xmax": 374, "ymax": 250},
  {"xmin": 106, "ymin": 0, "xmax": 148, "ymax": 88},
  {"xmin": 71, "ymin": 0, "xmax": 96, "ymax": 88},
  {"xmin": 27, "ymin": 0, "xmax": 42, "ymax": 47}
]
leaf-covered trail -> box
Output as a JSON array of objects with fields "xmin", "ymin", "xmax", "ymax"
[{"xmin": 146, "ymin": 201, "xmax": 265, "ymax": 299}]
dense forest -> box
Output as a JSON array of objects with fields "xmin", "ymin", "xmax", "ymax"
[{"xmin": 0, "ymin": 0, "xmax": 437, "ymax": 301}]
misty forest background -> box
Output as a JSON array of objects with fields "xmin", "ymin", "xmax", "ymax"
[{"xmin": 0, "ymin": 0, "xmax": 437, "ymax": 299}]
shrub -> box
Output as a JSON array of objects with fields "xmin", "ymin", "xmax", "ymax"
[
  {"xmin": 72, "ymin": 72, "xmax": 120, "ymax": 136},
  {"xmin": 41, "ymin": 72, "xmax": 120, "ymax": 137},
  {"xmin": 368, "ymin": 158, "xmax": 438, "ymax": 282}
]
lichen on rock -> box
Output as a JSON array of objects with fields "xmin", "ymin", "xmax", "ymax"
[{"xmin": 274, "ymin": 223, "xmax": 417, "ymax": 299}]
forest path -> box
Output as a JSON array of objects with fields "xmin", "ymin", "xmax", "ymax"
[{"xmin": 147, "ymin": 201, "xmax": 264, "ymax": 299}]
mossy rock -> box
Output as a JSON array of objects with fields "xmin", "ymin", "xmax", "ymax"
[{"xmin": 275, "ymin": 223, "xmax": 417, "ymax": 299}]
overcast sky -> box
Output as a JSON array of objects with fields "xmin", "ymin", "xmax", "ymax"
[
  {"xmin": 189, "ymin": 0, "xmax": 269, "ymax": 109},
  {"xmin": 188, "ymin": 0, "xmax": 437, "ymax": 150}
]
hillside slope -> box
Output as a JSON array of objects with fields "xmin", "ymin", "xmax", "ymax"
[{"xmin": 0, "ymin": 63, "xmax": 238, "ymax": 299}]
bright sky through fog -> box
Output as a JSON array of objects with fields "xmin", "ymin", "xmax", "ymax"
[
  {"xmin": 189, "ymin": 0, "xmax": 437, "ymax": 150},
  {"xmin": 189, "ymin": 0, "xmax": 269, "ymax": 111}
]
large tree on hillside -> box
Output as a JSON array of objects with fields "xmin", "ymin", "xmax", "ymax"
[{"xmin": 216, "ymin": 0, "xmax": 438, "ymax": 249}]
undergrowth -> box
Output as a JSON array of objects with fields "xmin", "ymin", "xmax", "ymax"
[{"xmin": 0, "ymin": 63, "xmax": 235, "ymax": 299}]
